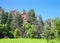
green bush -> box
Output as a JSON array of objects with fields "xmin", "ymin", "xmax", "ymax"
[
  {"xmin": 22, "ymin": 23, "xmax": 35, "ymax": 38},
  {"xmin": 14, "ymin": 28, "xmax": 20, "ymax": 38}
]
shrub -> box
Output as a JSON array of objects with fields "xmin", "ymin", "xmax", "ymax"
[{"xmin": 14, "ymin": 28, "xmax": 20, "ymax": 38}]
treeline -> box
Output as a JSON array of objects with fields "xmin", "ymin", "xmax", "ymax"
[{"xmin": 0, "ymin": 7, "xmax": 60, "ymax": 41}]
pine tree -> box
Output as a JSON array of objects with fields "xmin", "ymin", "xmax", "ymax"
[{"xmin": 27, "ymin": 9, "xmax": 36, "ymax": 24}]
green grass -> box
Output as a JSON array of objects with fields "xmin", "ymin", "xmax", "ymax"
[{"xmin": 0, "ymin": 38, "xmax": 60, "ymax": 43}]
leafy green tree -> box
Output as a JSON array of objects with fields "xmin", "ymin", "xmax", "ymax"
[
  {"xmin": 11, "ymin": 12, "xmax": 23, "ymax": 31},
  {"xmin": 0, "ymin": 8, "xmax": 8, "ymax": 24},
  {"xmin": 33, "ymin": 20, "xmax": 43, "ymax": 38},
  {"xmin": 33, "ymin": 15, "xmax": 44, "ymax": 38},
  {"xmin": 27, "ymin": 25, "xmax": 35, "ymax": 38},
  {"xmin": 1, "ymin": 12, "xmax": 8, "ymax": 24},
  {"xmin": 27, "ymin": 9, "xmax": 36, "ymax": 24},
  {"xmin": 15, "ymin": 13, "xmax": 23, "ymax": 27},
  {"xmin": 0, "ymin": 24, "xmax": 14, "ymax": 38},
  {"xmin": 6, "ymin": 13, "xmax": 13, "ymax": 31},
  {"xmin": 0, "ymin": 7, "xmax": 4, "ymax": 24},
  {"xmin": 6, "ymin": 13, "xmax": 13, "ymax": 26},
  {"xmin": 22, "ymin": 23, "xmax": 35, "ymax": 38},
  {"xmin": 10, "ymin": 15, "xmax": 17, "ymax": 31},
  {"xmin": 0, "ymin": 24, "xmax": 5, "ymax": 38},
  {"xmin": 8, "ymin": 31, "xmax": 14, "ymax": 38},
  {"xmin": 53, "ymin": 17, "xmax": 60, "ymax": 37},
  {"xmin": 42, "ymin": 19, "xmax": 57, "ymax": 41}
]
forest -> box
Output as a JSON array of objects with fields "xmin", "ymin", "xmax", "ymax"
[{"xmin": 0, "ymin": 7, "xmax": 60, "ymax": 43}]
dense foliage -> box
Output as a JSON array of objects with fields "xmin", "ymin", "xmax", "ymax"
[{"xmin": 0, "ymin": 7, "xmax": 60, "ymax": 41}]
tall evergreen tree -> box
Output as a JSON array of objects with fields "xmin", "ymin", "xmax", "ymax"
[
  {"xmin": 6, "ymin": 13, "xmax": 13, "ymax": 26},
  {"xmin": 6, "ymin": 13, "xmax": 13, "ymax": 31},
  {"xmin": 27, "ymin": 9, "xmax": 36, "ymax": 24},
  {"xmin": 0, "ymin": 7, "xmax": 4, "ymax": 24},
  {"xmin": 39, "ymin": 15, "xmax": 44, "ymax": 26},
  {"xmin": 1, "ymin": 12, "xmax": 8, "ymax": 24},
  {"xmin": 15, "ymin": 13, "xmax": 23, "ymax": 27}
]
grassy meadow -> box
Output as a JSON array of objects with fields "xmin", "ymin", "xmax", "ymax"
[{"xmin": 0, "ymin": 38, "xmax": 60, "ymax": 43}]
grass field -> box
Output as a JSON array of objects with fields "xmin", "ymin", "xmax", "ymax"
[{"xmin": 0, "ymin": 38, "xmax": 60, "ymax": 43}]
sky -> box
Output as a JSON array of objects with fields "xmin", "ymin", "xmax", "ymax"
[{"xmin": 0, "ymin": 0, "xmax": 60, "ymax": 20}]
